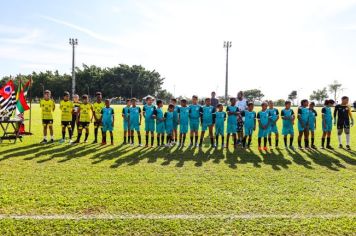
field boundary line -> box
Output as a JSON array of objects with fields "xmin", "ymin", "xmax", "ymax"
[{"xmin": 0, "ymin": 213, "xmax": 355, "ymax": 220}]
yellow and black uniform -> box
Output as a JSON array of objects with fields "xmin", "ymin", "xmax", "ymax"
[
  {"xmin": 78, "ymin": 103, "xmax": 92, "ymax": 129},
  {"xmin": 71, "ymin": 101, "xmax": 81, "ymax": 130},
  {"xmin": 40, "ymin": 99, "xmax": 55, "ymax": 125},
  {"xmin": 60, "ymin": 100, "xmax": 74, "ymax": 127},
  {"xmin": 92, "ymin": 101, "xmax": 105, "ymax": 127}
]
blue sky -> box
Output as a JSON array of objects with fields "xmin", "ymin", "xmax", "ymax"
[{"xmin": 1, "ymin": 0, "xmax": 356, "ymax": 101}]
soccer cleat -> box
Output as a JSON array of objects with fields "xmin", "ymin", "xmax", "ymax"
[
  {"xmin": 263, "ymin": 147, "xmax": 268, "ymax": 151},
  {"xmin": 101, "ymin": 142, "xmax": 107, "ymax": 146},
  {"xmin": 92, "ymin": 140, "xmax": 98, "ymax": 144},
  {"xmin": 84, "ymin": 140, "xmax": 88, "ymax": 143},
  {"xmin": 138, "ymin": 144, "xmax": 143, "ymax": 147},
  {"xmin": 320, "ymin": 146, "xmax": 325, "ymax": 149},
  {"xmin": 346, "ymin": 145, "xmax": 351, "ymax": 150},
  {"xmin": 40, "ymin": 139, "xmax": 47, "ymax": 144},
  {"xmin": 326, "ymin": 145, "xmax": 334, "ymax": 150},
  {"xmin": 339, "ymin": 144, "xmax": 343, "ymax": 149},
  {"xmin": 130, "ymin": 143, "xmax": 134, "ymax": 147},
  {"xmin": 68, "ymin": 140, "xmax": 73, "ymax": 144},
  {"xmin": 59, "ymin": 139, "xmax": 65, "ymax": 144},
  {"xmin": 311, "ymin": 145, "xmax": 317, "ymax": 150},
  {"xmin": 289, "ymin": 146, "xmax": 295, "ymax": 151},
  {"xmin": 298, "ymin": 146, "xmax": 303, "ymax": 150},
  {"xmin": 258, "ymin": 147, "xmax": 263, "ymax": 151},
  {"xmin": 49, "ymin": 139, "xmax": 54, "ymax": 143},
  {"xmin": 111, "ymin": 142, "xmax": 114, "ymax": 146}
]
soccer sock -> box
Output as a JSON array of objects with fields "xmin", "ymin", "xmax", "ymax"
[
  {"xmin": 222, "ymin": 136, "xmax": 225, "ymax": 145},
  {"xmin": 304, "ymin": 139, "xmax": 308, "ymax": 147},
  {"xmin": 338, "ymin": 135, "xmax": 342, "ymax": 145},
  {"xmin": 179, "ymin": 134, "xmax": 182, "ymax": 144},
  {"xmin": 183, "ymin": 134, "xmax": 186, "ymax": 145},
  {"xmin": 268, "ymin": 137, "xmax": 272, "ymax": 146},
  {"xmin": 242, "ymin": 136, "xmax": 247, "ymax": 147},
  {"xmin": 145, "ymin": 135, "xmax": 149, "ymax": 145},
  {"xmin": 233, "ymin": 136, "xmax": 237, "ymax": 146},
  {"xmin": 62, "ymin": 130, "xmax": 65, "ymax": 140},
  {"xmin": 124, "ymin": 135, "xmax": 127, "ymax": 143},
  {"xmin": 327, "ymin": 137, "xmax": 331, "ymax": 146},
  {"xmin": 102, "ymin": 134, "xmax": 106, "ymax": 143},
  {"xmin": 43, "ymin": 136, "xmax": 47, "ymax": 141},
  {"xmin": 263, "ymin": 137, "xmax": 267, "ymax": 147},
  {"xmin": 258, "ymin": 138, "xmax": 261, "ymax": 147},
  {"xmin": 226, "ymin": 135, "xmax": 230, "ymax": 146},
  {"xmin": 151, "ymin": 136, "xmax": 154, "ymax": 146},
  {"xmin": 84, "ymin": 132, "xmax": 89, "ymax": 142},
  {"xmin": 284, "ymin": 137, "xmax": 287, "ymax": 146},
  {"xmin": 94, "ymin": 128, "xmax": 98, "ymax": 141},
  {"xmin": 131, "ymin": 135, "xmax": 134, "ymax": 144},
  {"xmin": 157, "ymin": 136, "xmax": 160, "ymax": 146},
  {"xmin": 311, "ymin": 138, "xmax": 314, "ymax": 146},
  {"xmin": 199, "ymin": 136, "xmax": 203, "ymax": 145},
  {"xmin": 215, "ymin": 135, "xmax": 219, "ymax": 146},
  {"xmin": 161, "ymin": 134, "xmax": 165, "ymax": 146},
  {"xmin": 50, "ymin": 135, "xmax": 54, "ymax": 140},
  {"xmin": 276, "ymin": 138, "xmax": 279, "ymax": 147},
  {"xmin": 190, "ymin": 136, "xmax": 193, "ymax": 144},
  {"xmin": 76, "ymin": 132, "xmax": 82, "ymax": 142},
  {"xmin": 321, "ymin": 138, "xmax": 325, "ymax": 147},
  {"xmin": 346, "ymin": 134, "xmax": 350, "ymax": 146},
  {"xmin": 110, "ymin": 133, "xmax": 113, "ymax": 143},
  {"xmin": 195, "ymin": 135, "xmax": 199, "ymax": 145},
  {"xmin": 210, "ymin": 137, "xmax": 214, "ymax": 146},
  {"xmin": 248, "ymin": 137, "xmax": 252, "ymax": 146},
  {"xmin": 290, "ymin": 137, "xmax": 294, "ymax": 146},
  {"xmin": 69, "ymin": 128, "xmax": 72, "ymax": 139},
  {"xmin": 138, "ymin": 135, "xmax": 141, "ymax": 144},
  {"xmin": 298, "ymin": 139, "xmax": 302, "ymax": 147}
]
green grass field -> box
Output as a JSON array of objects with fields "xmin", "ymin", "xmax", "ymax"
[{"xmin": 0, "ymin": 104, "xmax": 355, "ymax": 235}]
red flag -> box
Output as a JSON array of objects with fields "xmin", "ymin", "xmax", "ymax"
[{"xmin": 0, "ymin": 80, "xmax": 15, "ymax": 100}]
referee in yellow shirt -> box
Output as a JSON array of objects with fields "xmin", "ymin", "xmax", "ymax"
[{"xmin": 40, "ymin": 90, "xmax": 55, "ymax": 143}]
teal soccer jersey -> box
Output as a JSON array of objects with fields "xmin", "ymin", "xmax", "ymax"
[
  {"xmin": 129, "ymin": 106, "xmax": 141, "ymax": 131},
  {"xmin": 164, "ymin": 111, "xmax": 174, "ymax": 134},
  {"xmin": 321, "ymin": 106, "xmax": 333, "ymax": 132},
  {"xmin": 178, "ymin": 106, "xmax": 190, "ymax": 134},
  {"xmin": 101, "ymin": 107, "xmax": 114, "ymax": 132},
  {"xmin": 267, "ymin": 108, "xmax": 279, "ymax": 134},
  {"xmin": 143, "ymin": 105, "xmax": 156, "ymax": 132},
  {"xmin": 154, "ymin": 107, "xmax": 165, "ymax": 134},
  {"xmin": 298, "ymin": 107, "xmax": 309, "ymax": 131},
  {"xmin": 201, "ymin": 105, "xmax": 215, "ymax": 131},
  {"xmin": 173, "ymin": 105, "xmax": 179, "ymax": 129},
  {"xmin": 281, "ymin": 108, "xmax": 294, "ymax": 135},
  {"xmin": 189, "ymin": 104, "xmax": 202, "ymax": 131},
  {"xmin": 308, "ymin": 109, "xmax": 317, "ymax": 132},
  {"xmin": 122, "ymin": 106, "xmax": 130, "ymax": 131},
  {"xmin": 257, "ymin": 110, "xmax": 270, "ymax": 138},
  {"xmin": 226, "ymin": 106, "xmax": 238, "ymax": 134},
  {"xmin": 242, "ymin": 110, "xmax": 256, "ymax": 136},
  {"xmin": 215, "ymin": 111, "xmax": 226, "ymax": 136}
]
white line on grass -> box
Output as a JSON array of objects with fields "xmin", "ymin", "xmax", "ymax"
[{"xmin": 0, "ymin": 213, "xmax": 355, "ymax": 220}]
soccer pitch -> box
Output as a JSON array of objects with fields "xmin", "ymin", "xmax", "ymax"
[{"xmin": 0, "ymin": 104, "xmax": 355, "ymax": 235}]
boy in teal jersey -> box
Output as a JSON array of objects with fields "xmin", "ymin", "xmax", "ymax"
[
  {"xmin": 267, "ymin": 101, "xmax": 279, "ymax": 149},
  {"xmin": 215, "ymin": 104, "xmax": 226, "ymax": 148},
  {"xmin": 122, "ymin": 99, "xmax": 131, "ymax": 144},
  {"xmin": 189, "ymin": 95, "xmax": 202, "ymax": 147},
  {"xmin": 226, "ymin": 97, "xmax": 238, "ymax": 148},
  {"xmin": 281, "ymin": 101, "xmax": 295, "ymax": 149},
  {"xmin": 321, "ymin": 99, "xmax": 335, "ymax": 149},
  {"xmin": 308, "ymin": 102, "xmax": 317, "ymax": 149},
  {"xmin": 129, "ymin": 98, "xmax": 142, "ymax": 146},
  {"xmin": 297, "ymin": 99, "xmax": 310, "ymax": 149},
  {"xmin": 257, "ymin": 102, "xmax": 270, "ymax": 151},
  {"xmin": 153, "ymin": 100, "xmax": 165, "ymax": 147},
  {"xmin": 164, "ymin": 104, "xmax": 175, "ymax": 146},
  {"xmin": 200, "ymin": 98, "xmax": 216, "ymax": 148},
  {"xmin": 101, "ymin": 99, "xmax": 114, "ymax": 145},
  {"xmin": 178, "ymin": 99, "xmax": 189, "ymax": 147},
  {"xmin": 143, "ymin": 96, "xmax": 156, "ymax": 147},
  {"xmin": 241, "ymin": 102, "xmax": 256, "ymax": 148},
  {"xmin": 171, "ymin": 98, "xmax": 179, "ymax": 143}
]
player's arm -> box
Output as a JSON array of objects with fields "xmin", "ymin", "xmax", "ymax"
[
  {"xmin": 275, "ymin": 109, "xmax": 280, "ymax": 122},
  {"xmin": 333, "ymin": 106, "xmax": 338, "ymax": 125},
  {"xmin": 122, "ymin": 108, "xmax": 125, "ymax": 119},
  {"xmin": 52, "ymin": 100, "xmax": 55, "ymax": 111},
  {"xmin": 138, "ymin": 107, "xmax": 142, "ymax": 125},
  {"xmin": 153, "ymin": 109, "xmax": 157, "ymax": 119},
  {"xmin": 112, "ymin": 109, "xmax": 115, "ymax": 127},
  {"xmin": 253, "ymin": 113, "xmax": 257, "ymax": 130},
  {"xmin": 348, "ymin": 106, "xmax": 354, "ymax": 126},
  {"xmin": 297, "ymin": 107, "xmax": 304, "ymax": 127},
  {"xmin": 143, "ymin": 106, "xmax": 146, "ymax": 118},
  {"xmin": 177, "ymin": 107, "xmax": 180, "ymax": 124},
  {"xmin": 199, "ymin": 107, "xmax": 203, "ymax": 124}
]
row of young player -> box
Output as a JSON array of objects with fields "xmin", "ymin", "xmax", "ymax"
[{"xmin": 40, "ymin": 90, "xmax": 354, "ymax": 150}]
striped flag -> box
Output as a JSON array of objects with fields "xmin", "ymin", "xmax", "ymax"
[
  {"xmin": 0, "ymin": 80, "xmax": 16, "ymax": 117},
  {"xmin": 15, "ymin": 79, "xmax": 30, "ymax": 115}
]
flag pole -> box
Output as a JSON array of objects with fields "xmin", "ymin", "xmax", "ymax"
[{"xmin": 28, "ymin": 75, "xmax": 32, "ymax": 134}]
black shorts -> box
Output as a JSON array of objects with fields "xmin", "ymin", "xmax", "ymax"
[
  {"xmin": 94, "ymin": 121, "xmax": 102, "ymax": 128},
  {"xmin": 337, "ymin": 120, "xmax": 350, "ymax": 129},
  {"xmin": 42, "ymin": 119, "xmax": 53, "ymax": 125},
  {"xmin": 78, "ymin": 122, "xmax": 90, "ymax": 129},
  {"xmin": 61, "ymin": 121, "xmax": 72, "ymax": 127}
]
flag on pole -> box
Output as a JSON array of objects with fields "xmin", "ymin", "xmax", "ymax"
[
  {"xmin": 15, "ymin": 80, "xmax": 30, "ymax": 114},
  {"xmin": 0, "ymin": 80, "xmax": 16, "ymax": 116}
]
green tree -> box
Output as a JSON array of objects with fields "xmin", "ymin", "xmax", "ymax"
[
  {"xmin": 310, "ymin": 87, "xmax": 328, "ymax": 105},
  {"xmin": 244, "ymin": 89, "xmax": 264, "ymax": 102},
  {"xmin": 328, "ymin": 80, "xmax": 342, "ymax": 101},
  {"xmin": 288, "ymin": 90, "xmax": 297, "ymax": 105}
]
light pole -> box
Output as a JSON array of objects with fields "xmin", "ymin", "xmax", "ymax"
[
  {"xmin": 69, "ymin": 38, "xmax": 78, "ymax": 96},
  {"xmin": 223, "ymin": 41, "xmax": 232, "ymax": 104}
]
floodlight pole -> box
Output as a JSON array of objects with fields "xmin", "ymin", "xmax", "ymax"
[
  {"xmin": 69, "ymin": 38, "xmax": 78, "ymax": 96},
  {"xmin": 223, "ymin": 41, "xmax": 232, "ymax": 104}
]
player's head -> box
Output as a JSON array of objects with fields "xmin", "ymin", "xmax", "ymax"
[
  {"xmin": 73, "ymin": 94, "xmax": 79, "ymax": 102},
  {"xmin": 170, "ymin": 98, "xmax": 177, "ymax": 105},
  {"xmin": 82, "ymin": 94, "xmax": 88, "ymax": 103},
  {"xmin": 156, "ymin": 99, "xmax": 163, "ymax": 107},
  {"xmin": 261, "ymin": 101, "xmax": 268, "ymax": 110},
  {"xmin": 205, "ymin": 97, "xmax": 211, "ymax": 105},
  {"xmin": 180, "ymin": 99, "xmax": 187, "ymax": 107},
  {"xmin": 96, "ymin": 92, "xmax": 102, "ymax": 101},
  {"xmin": 131, "ymin": 98, "xmax": 137, "ymax": 106},
  {"xmin": 237, "ymin": 91, "xmax": 244, "ymax": 100},
  {"xmin": 301, "ymin": 99, "xmax": 309, "ymax": 107},
  {"xmin": 146, "ymin": 96, "xmax": 153, "ymax": 105},
  {"xmin": 230, "ymin": 97, "xmax": 236, "ymax": 105},
  {"xmin": 211, "ymin": 91, "xmax": 216, "ymax": 98},
  {"xmin": 309, "ymin": 101, "xmax": 315, "ymax": 109},
  {"xmin": 328, "ymin": 99, "xmax": 335, "ymax": 106},
  {"xmin": 217, "ymin": 103, "xmax": 223, "ymax": 111},
  {"xmin": 268, "ymin": 100, "xmax": 274, "ymax": 108},
  {"xmin": 105, "ymin": 99, "xmax": 110, "ymax": 107},
  {"xmin": 63, "ymin": 91, "xmax": 70, "ymax": 101},
  {"xmin": 44, "ymin": 90, "xmax": 51, "ymax": 99},
  {"xmin": 285, "ymin": 100, "xmax": 291, "ymax": 109},
  {"xmin": 126, "ymin": 99, "xmax": 131, "ymax": 106},
  {"xmin": 341, "ymin": 96, "xmax": 349, "ymax": 105},
  {"xmin": 192, "ymin": 95, "xmax": 198, "ymax": 104},
  {"xmin": 168, "ymin": 104, "xmax": 174, "ymax": 111},
  {"xmin": 247, "ymin": 102, "xmax": 254, "ymax": 111}
]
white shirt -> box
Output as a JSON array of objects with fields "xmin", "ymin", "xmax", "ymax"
[{"xmin": 236, "ymin": 98, "xmax": 247, "ymax": 111}]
